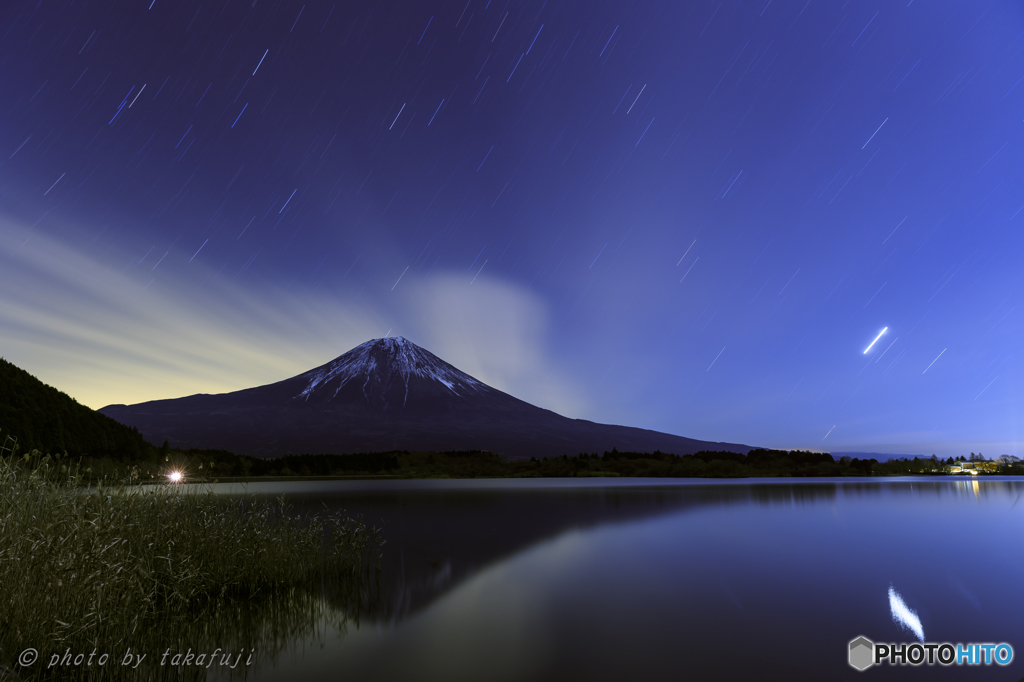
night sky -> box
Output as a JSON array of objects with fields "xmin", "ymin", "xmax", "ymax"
[{"xmin": 2, "ymin": 0, "xmax": 1022, "ymax": 457}]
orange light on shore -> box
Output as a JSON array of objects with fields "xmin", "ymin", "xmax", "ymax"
[{"xmin": 167, "ymin": 471, "xmax": 183, "ymax": 483}]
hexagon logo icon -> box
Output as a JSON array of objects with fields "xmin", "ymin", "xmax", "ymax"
[{"xmin": 849, "ymin": 636, "xmax": 874, "ymax": 671}]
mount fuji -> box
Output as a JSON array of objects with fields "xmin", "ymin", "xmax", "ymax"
[{"xmin": 99, "ymin": 337, "xmax": 752, "ymax": 459}]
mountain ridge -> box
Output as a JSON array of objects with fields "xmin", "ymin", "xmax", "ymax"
[{"xmin": 100, "ymin": 337, "xmax": 754, "ymax": 459}]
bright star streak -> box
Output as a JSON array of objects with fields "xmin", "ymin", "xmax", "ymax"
[
  {"xmin": 427, "ymin": 99, "xmax": 444, "ymax": 126},
  {"xmin": 188, "ymin": 239, "xmax": 208, "ymax": 263},
  {"xmin": 863, "ymin": 327, "xmax": 888, "ymax": 354},
  {"xmin": 861, "ymin": 117, "xmax": 888, "ymax": 149},
  {"xmin": 922, "ymin": 348, "xmax": 946, "ymax": 374},
  {"xmin": 252, "ymin": 49, "xmax": 268, "ymax": 75},
  {"xmin": 391, "ymin": 266, "xmax": 409, "ymax": 291},
  {"xmin": 706, "ymin": 346, "xmax": 726, "ymax": 372},
  {"xmin": 389, "ymin": 103, "xmax": 406, "ymax": 130},
  {"xmin": 231, "ymin": 103, "xmax": 247, "ymax": 128},
  {"xmin": 676, "ymin": 239, "xmax": 696, "ymax": 266},
  {"xmin": 128, "ymin": 84, "xmax": 146, "ymax": 107}
]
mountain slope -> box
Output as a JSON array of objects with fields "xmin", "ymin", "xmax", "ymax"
[
  {"xmin": 99, "ymin": 337, "xmax": 752, "ymax": 459},
  {"xmin": 0, "ymin": 358, "xmax": 149, "ymax": 458}
]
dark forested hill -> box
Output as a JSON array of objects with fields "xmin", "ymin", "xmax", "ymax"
[{"xmin": 0, "ymin": 358, "xmax": 150, "ymax": 458}]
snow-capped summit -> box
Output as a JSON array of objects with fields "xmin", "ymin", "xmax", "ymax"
[
  {"xmin": 100, "ymin": 337, "xmax": 753, "ymax": 459},
  {"xmin": 298, "ymin": 337, "xmax": 486, "ymax": 407}
]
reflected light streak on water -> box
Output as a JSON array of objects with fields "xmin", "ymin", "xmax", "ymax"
[{"xmin": 888, "ymin": 586, "xmax": 925, "ymax": 642}]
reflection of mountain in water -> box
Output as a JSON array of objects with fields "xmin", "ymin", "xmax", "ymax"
[
  {"xmin": 279, "ymin": 480, "xmax": 850, "ymax": 622},
  {"xmin": 280, "ymin": 478, "xmax": 1022, "ymax": 623}
]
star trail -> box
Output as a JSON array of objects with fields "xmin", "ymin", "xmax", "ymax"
[{"xmin": 0, "ymin": 0, "xmax": 1021, "ymax": 457}]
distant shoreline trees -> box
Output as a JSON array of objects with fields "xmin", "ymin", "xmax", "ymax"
[{"xmin": 10, "ymin": 445, "xmax": 1015, "ymax": 484}]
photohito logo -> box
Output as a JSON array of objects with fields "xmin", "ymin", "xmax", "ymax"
[{"xmin": 848, "ymin": 636, "xmax": 1013, "ymax": 670}]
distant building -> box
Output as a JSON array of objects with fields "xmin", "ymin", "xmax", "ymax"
[{"xmin": 944, "ymin": 461, "xmax": 997, "ymax": 475}]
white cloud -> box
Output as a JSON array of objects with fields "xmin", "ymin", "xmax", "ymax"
[{"xmin": 401, "ymin": 273, "xmax": 589, "ymax": 418}]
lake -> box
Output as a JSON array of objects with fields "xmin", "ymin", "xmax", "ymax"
[{"xmin": 198, "ymin": 477, "xmax": 1024, "ymax": 681}]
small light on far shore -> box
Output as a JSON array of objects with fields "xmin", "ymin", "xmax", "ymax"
[{"xmin": 168, "ymin": 471, "xmax": 183, "ymax": 483}]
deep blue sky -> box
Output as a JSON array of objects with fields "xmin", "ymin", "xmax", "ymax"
[{"xmin": 1, "ymin": 0, "xmax": 1022, "ymax": 457}]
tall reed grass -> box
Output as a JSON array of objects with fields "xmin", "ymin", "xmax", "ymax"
[{"xmin": 0, "ymin": 453, "xmax": 382, "ymax": 680}]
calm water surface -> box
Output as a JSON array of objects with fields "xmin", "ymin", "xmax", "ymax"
[{"xmin": 200, "ymin": 477, "xmax": 1024, "ymax": 681}]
